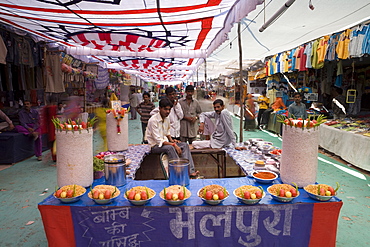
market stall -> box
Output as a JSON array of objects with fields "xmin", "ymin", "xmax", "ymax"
[
  {"xmin": 39, "ymin": 177, "xmax": 342, "ymax": 247},
  {"xmin": 319, "ymin": 124, "xmax": 370, "ymax": 171}
]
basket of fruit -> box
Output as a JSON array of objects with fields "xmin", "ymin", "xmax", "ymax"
[
  {"xmin": 233, "ymin": 185, "xmax": 265, "ymax": 205},
  {"xmin": 88, "ymin": 185, "xmax": 120, "ymax": 204},
  {"xmin": 303, "ymin": 183, "xmax": 339, "ymax": 201},
  {"xmin": 159, "ymin": 185, "xmax": 191, "ymax": 206},
  {"xmin": 198, "ymin": 184, "xmax": 229, "ymax": 205},
  {"xmin": 124, "ymin": 186, "xmax": 156, "ymax": 206},
  {"xmin": 54, "ymin": 184, "xmax": 86, "ymax": 203},
  {"xmin": 267, "ymin": 183, "xmax": 299, "ymax": 203}
]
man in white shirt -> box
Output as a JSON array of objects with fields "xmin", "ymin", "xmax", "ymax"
[
  {"xmin": 146, "ymin": 98, "xmax": 198, "ymax": 177},
  {"xmin": 150, "ymin": 87, "xmax": 183, "ymax": 140}
]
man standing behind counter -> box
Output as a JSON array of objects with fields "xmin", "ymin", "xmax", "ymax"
[
  {"xmin": 179, "ymin": 85, "xmax": 202, "ymax": 144},
  {"xmin": 288, "ymin": 92, "xmax": 307, "ymax": 119},
  {"xmin": 146, "ymin": 98, "xmax": 198, "ymax": 177}
]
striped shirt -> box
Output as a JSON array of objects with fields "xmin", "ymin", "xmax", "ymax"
[{"xmin": 137, "ymin": 101, "xmax": 155, "ymax": 124}]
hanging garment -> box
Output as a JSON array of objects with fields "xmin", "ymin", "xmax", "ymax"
[
  {"xmin": 317, "ymin": 35, "xmax": 330, "ymax": 64},
  {"xmin": 349, "ymin": 25, "xmax": 368, "ymax": 57},
  {"xmin": 326, "ymin": 34, "xmax": 339, "ymax": 61},
  {"xmin": 336, "ymin": 29, "xmax": 352, "ymax": 59},
  {"xmin": 304, "ymin": 42, "xmax": 313, "ymax": 69},
  {"xmin": 298, "ymin": 45, "xmax": 307, "ymax": 71},
  {"xmin": 45, "ymin": 54, "xmax": 65, "ymax": 93},
  {"xmin": 361, "ymin": 24, "xmax": 370, "ymax": 55},
  {"xmin": 0, "ymin": 36, "xmax": 7, "ymax": 64}
]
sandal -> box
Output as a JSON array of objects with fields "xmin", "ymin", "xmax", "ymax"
[{"xmin": 190, "ymin": 171, "xmax": 200, "ymax": 178}]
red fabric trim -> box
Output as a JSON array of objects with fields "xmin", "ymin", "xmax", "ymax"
[
  {"xmin": 0, "ymin": 2, "xmax": 223, "ymax": 15},
  {"xmin": 38, "ymin": 205, "xmax": 76, "ymax": 247},
  {"xmin": 309, "ymin": 201, "xmax": 343, "ymax": 247},
  {"xmin": 1, "ymin": 11, "xmax": 210, "ymax": 27},
  {"xmin": 194, "ymin": 18, "xmax": 214, "ymax": 50}
]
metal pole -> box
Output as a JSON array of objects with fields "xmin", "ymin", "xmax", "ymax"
[{"xmin": 238, "ymin": 22, "xmax": 244, "ymax": 143}]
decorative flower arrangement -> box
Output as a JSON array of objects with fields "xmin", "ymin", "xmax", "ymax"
[
  {"xmin": 52, "ymin": 117, "xmax": 97, "ymax": 133},
  {"xmin": 277, "ymin": 114, "xmax": 326, "ymax": 129},
  {"xmin": 106, "ymin": 108, "xmax": 127, "ymax": 134}
]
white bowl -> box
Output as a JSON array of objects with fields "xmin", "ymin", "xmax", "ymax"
[
  {"xmin": 233, "ymin": 189, "xmax": 265, "ymax": 205},
  {"xmin": 89, "ymin": 193, "xmax": 120, "ymax": 204},
  {"xmin": 252, "ymin": 171, "xmax": 278, "ymax": 184},
  {"xmin": 163, "ymin": 198, "xmax": 188, "ymax": 206},
  {"xmin": 125, "ymin": 192, "xmax": 156, "ymax": 206},
  {"xmin": 304, "ymin": 189, "xmax": 333, "ymax": 202},
  {"xmin": 267, "ymin": 186, "xmax": 299, "ymax": 203},
  {"xmin": 159, "ymin": 186, "xmax": 191, "ymax": 206},
  {"xmin": 197, "ymin": 188, "xmax": 229, "ymax": 206},
  {"xmin": 54, "ymin": 191, "xmax": 85, "ymax": 204}
]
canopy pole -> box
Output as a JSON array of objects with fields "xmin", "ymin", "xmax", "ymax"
[
  {"xmin": 238, "ymin": 22, "xmax": 244, "ymax": 143},
  {"xmin": 204, "ymin": 59, "xmax": 207, "ymax": 90}
]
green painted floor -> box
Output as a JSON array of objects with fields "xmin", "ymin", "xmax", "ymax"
[{"xmin": 0, "ymin": 109, "xmax": 369, "ymax": 246}]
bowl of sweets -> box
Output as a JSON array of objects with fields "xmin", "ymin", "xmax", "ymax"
[
  {"xmin": 233, "ymin": 185, "xmax": 265, "ymax": 205},
  {"xmin": 124, "ymin": 186, "xmax": 156, "ymax": 206},
  {"xmin": 159, "ymin": 185, "xmax": 191, "ymax": 206},
  {"xmin": 88, "ymin": 185, "xmax": 120, "ymax": 204},
  {"xmin": 267, "ymin": 183, "xmax": 299, "ymax": 203},
  {"xmin": 198, "ymin": 184, "xmax": 229, "ymax": 205},
  {"xmin": 303, "ymin": 183, "xmax": 339, "ymax": 202},
  {"xmin": 54, "ymin": 184, "xmax": 86, "ymax": 203}
]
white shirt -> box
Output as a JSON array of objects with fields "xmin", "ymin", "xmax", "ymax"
[
  {"xmin": 150, "ymin": 102, "xmax": 183, "ymax": 138},
  {"xmin": 146, "ymin": 112, "xmax": 170, "ymax": 147}
]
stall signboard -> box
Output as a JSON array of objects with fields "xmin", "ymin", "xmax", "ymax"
[{"xmin": 70, "ymin": 204, "xmax": 312, "ymax": 246}]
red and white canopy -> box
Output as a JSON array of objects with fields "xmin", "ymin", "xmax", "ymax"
[{"xmin": 0, "ymin": 0, "xmax": 262, "ymax": 83}]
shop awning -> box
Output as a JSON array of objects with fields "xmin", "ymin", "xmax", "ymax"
[{"xmin": 0, "ymin": 0, "xmax": 263, "ymax": 84}]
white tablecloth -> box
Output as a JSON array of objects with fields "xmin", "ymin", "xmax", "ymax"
[{"xmin": 319, "ymin": 124, "xmax": 370, "ymax": 171}]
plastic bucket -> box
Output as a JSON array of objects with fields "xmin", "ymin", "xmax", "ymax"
[
  {"xmin": 104, "ymin": 154, "xmax": 126, "ymax": 187},
  {"xmin": 169, "ymin": 159, "xmax": 190, "ymax": 186}
]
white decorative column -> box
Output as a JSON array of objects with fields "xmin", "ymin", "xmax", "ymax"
[
  {"xmin": 56, "ymin": 128, "xmax": 93, "ymax": 188},
  {"xmin": 280, "ymin": 124, "xmax": 320, "ymax": 187},
  {"xmin": 106, "ymin": 111, "xmax": 128, "ymax": 151}
]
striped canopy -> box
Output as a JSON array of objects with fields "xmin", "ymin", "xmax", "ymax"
[{"xmin": 0, "ymin": 0, "xmax": 262, "ymax": 83}]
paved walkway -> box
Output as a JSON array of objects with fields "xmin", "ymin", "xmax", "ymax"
[{"xmin": 0, "ymin": 100, "xmax": 369, "ymax": 246}]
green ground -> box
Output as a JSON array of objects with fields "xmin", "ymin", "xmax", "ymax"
[{"xmin": 0, "ymin": 112, "xmax": 369, "ymax": 246}]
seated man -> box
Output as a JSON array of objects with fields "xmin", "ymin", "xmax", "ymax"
[
  {"xmin": 288, "ymin": 92, "xmax": 307, "ymax": 119},
  {"xmin": 15, "ymin": 100, "xmax": 43, "ymax": 161},
  {"xmin": 146, "ymin": 98, "xmax": 198, "ymax": 177},
  {"xmin": 192, "ymin": 99, "xmax": 243, "ymax": 150}
]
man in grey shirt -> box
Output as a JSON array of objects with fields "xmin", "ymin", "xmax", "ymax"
[
  {"xmin": 192, "ymin": 99, "xmax": 241, "ymax": 149},
  {"xmin": 288, "ymin": 92, "xmax": 307, "ymax": 119},
  {"xmin": 179, "ymin": 85, "xmax": 202, "ymax": 144}
]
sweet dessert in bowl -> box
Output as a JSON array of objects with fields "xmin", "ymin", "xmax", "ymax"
[
  {"xmin": 88, "ymin": 185, "xmax": 120, "ymax": 204},
  {"xmin": 198, "ymin": 184, "xmax": 229, "ymax": 205},
  {"xmin": 303, "ymin": 183, "xmax": 339, "ymax": 201},
  {"xmin": 124, "ymin": 186, "xmax": 156, "ymax": 206},
  {"xmin": 159, "ymin": 185, "xmax": 191, "ymax": 206},
  {"xmin": 54, "ymin": 184, "xmax": 86, "ymax": 203},
  {"xmin": 233, "ymin": 185, "xmax": 265, "ymax": 205},
  {"xmin": 267, "ymin": 183, "xmax": 299, "ymax": 203}
]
